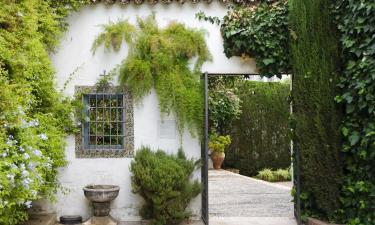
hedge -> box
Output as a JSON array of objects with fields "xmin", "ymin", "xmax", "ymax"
[
  {"xmin": 289, "ymin": 0, "xmax": 343, "ymax": 221},
  {"xmin": 224, "ymin": 80, "xmax": 291, "ymax": 176}
]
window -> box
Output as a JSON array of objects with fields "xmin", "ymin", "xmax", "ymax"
[
  {"xmin": 83, "ymin": 94, "xmax": 124, "ymax": 149},
  {"xmin": 75, "ymin": 86, "xmax": 134, "ymax": 158}
]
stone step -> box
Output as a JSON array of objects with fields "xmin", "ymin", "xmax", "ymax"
[{"xmin": 19, "ymin": 214, "xmax": 56, "ymax": 225}]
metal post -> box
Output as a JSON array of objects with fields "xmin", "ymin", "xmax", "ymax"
[{"xmin": 203, "ymin": 72, "xmax": 209, "ymax": 225}]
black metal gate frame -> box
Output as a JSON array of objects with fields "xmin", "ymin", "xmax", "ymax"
[{"xmin": 201, "ymin": 72, "xmax": 302, "ymax": 225}]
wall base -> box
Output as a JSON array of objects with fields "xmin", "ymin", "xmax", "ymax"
[{"xmin": 307, "ymin": 218, "xmax": 343, "ymax": 225}]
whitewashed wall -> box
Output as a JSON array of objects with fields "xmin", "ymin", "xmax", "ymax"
[{"xmin": 45, "ymin": 1, "xmax": 257, "ymax": 222}]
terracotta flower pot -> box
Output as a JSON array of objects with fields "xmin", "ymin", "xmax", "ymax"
[{"xmin": 210, "ymin": 152, "xmax": 225, "ymax": 169}]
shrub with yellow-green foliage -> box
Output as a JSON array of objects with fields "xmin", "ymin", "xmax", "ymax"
[{"xmin": 0, "ymin": 1, "xmax": 87, "ymax": 224}]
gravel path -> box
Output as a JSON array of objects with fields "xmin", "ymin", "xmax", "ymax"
[{"xmin": 209, "ymin": 170, "xmax": 294, "ymax": 218}]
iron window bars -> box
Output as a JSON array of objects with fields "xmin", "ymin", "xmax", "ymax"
[{"xmin": 83, "ymin": 94, "xmax": 125, "ymax": 150}]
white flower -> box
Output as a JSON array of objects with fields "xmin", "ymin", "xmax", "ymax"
[
  {"xmin": 28, "ymin": 119, "xmax": 39, "ymax": 127},
  {"xmin": 17, "ymin": 105, "xmax": 25, "ymax": 115},
  {"xmin": 21, "ymin": 170, "xmax": 29, "ymax": 178},
  {"xmin": 45, "ymin": 163, "xmax": 52, "ymax": 170},
  {"xmin": 22, "ymin": 177, "xmax": 31, "ymax": 189},
  {"xmin": 16, "ymin": 12, "xmax": 24, "ymax": 17},
  {"xmin": 19, "ymin": 146, "xmax": 25, "ymax": 152},
  {"xmin": 25, "ymin": 201, "xmax": 32, "ymax": 208},
  {"xmin": 7, "ymin": 174, "xmax": 14, "ymax": 183},
  {"xmin": 23, "ymin": 153, "xmax": 30, "ymax": 160},
  {"xmin": 28, "ymin": 162, "xmax": 36, "ymax": 171},
  {"xmin": 33, "ymin": 149, "xmax": 42, "ymax": 157},
  {"xmin": 38, "ymin": 133, "xmax": 48, "ymax": 141},
  {"xmin": 1, "ymin": 152, "xmax": 7, "ymax": 158}
]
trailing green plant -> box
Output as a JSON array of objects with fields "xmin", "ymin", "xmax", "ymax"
[
  {"xmin": 208, "ymin": 134, "xmax": 231, "ymax": 154},
  {"xmin": 130, "ymin": 146, "xmax": 201, "ymax": 225},
  {"xmin": 91, "ymin": 19, "xmax": 136, "ymax": 54},
  {"xmin": 0, "ymin": 1, "xmax": 86, "ymax": 224},
  {"xmin": 208, "ymin": 76, "xmax": 242, "ymax": 135},
  {"xmin": 92, "ymin": 16, "xmax": 211, "ymax": 137},
  {"xmin": 197, "ymin": 0, "xmax": 290, "ymax": 77},
  {"xmin": 118, "ymin": 15, "xmax": 212, "ymax": 137},
  {"xmin": 289, "ymin": 0, "xmax": 343, "ymax": 222},
  {"xmin": 224, "ymin": 80, "xmax": 291, "ymax": 177},
  {"xmin": 332, "ymin": 1, "xmax": 375, "ymax": 224}
]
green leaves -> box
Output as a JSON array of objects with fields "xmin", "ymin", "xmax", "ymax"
[
  {"xmin": 349, "ymin": 131, "xmax": 360, "ymax": 146},
  {"xmin": 333, "ymin": 0, "xmax": 375, "ymax": 223},
  {"xmin": 118, "ymin": 15, "xmax": 211, "ymax": 137},
  {"xmin": 220, "ymin": 0, "xmax": 291, "ymax": 78},
  {"xmin": 0, "ymin": 1, "xmax": 80, "ymax": 224},
  {"xmin": 130, "ymin": 147, "xmax": 201, "ymax": 225},
  {"xmin": 91, "ymin": 19, "xmax": 136, "ymax": 54}
]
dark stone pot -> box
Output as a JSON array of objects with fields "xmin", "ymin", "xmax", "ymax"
[{"xmin": 83, "ymin": 185, "xmax": 120, "ymax": 217}]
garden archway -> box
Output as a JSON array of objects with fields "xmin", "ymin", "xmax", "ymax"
[{"xmin": 201, "ymin": 72, "xmax": 301, "ymax": 225}]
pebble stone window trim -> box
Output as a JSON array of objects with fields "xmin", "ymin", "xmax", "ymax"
[{"xmin": 75, "ymin": 86, "xmax": 134, "ymax": 158}]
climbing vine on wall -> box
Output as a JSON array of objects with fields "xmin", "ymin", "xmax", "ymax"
[
  {"xmin": 92, "ymin": 15, "xmax": 211, "ymax": 137},
  {"xmin": 197, "ymin": 0, "xmax": 290, "ymax": 77},
  {"xmin": 333, "ymin": 1, "xmax": 375, "ymax": 224}
]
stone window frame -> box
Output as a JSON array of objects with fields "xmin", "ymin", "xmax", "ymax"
[{"xmin": 75, "ymin": 86, "xmax": 134, "ymax": 158}]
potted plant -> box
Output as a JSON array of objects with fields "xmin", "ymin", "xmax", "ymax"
[{"xmin": 208, "ymin": 134, "xmax": 231, "ymax": 169}]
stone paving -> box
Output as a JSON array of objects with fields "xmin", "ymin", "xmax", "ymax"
[{"xmin": 209, "ymin": 169, "xmax": 296, "ymax": 225}]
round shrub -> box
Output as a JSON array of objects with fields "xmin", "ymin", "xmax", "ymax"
[{"xmin": 130, "ymin": 147, "xmax": 201, "ymax": 225}]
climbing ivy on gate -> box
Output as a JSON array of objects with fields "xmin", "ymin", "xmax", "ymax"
[{"xmin": 332, "ymin": 1, "xmax": 375, "ymax": 224}]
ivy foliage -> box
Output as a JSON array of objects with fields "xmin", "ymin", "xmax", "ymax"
[
  {"xmin": 0, "ymin": 0, "xmax": 86, "ymax": 224},
  {"xmin": 220, "ymin": 0, "xmax": 290, "ymax": 77},
  {"xmin": 130, "ymin": 147, "xmax": 201, "ymax": 225},
  {"xmin": 333, "ymin": 1, "xmax": 375, "ymax": 224},
  {"xmin": 224, "ymin": 80, "xmax": 291, "ymax": 176},
  {"xmin": 289, "ymin": 0, "xmax": 343, "ymax": 221},
  {"xmin": 117, "ymin": 15, "xmax": 212, "ymax": 136}
]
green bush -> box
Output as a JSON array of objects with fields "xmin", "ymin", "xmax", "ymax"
[
  {"xmin": 256, "ymin": 168, "xmax": 276, "ymax": 182},
  {"xmin": 274, "ymin": 168, "xmax": 291, "ymax": 182},
  {"xmin": 0, "ymin": 1, "xmax": 85, "ymax": 224},
  {"xmin": 289, "ymin": 0, "xmax": 343, "ymax": 221},
  {"xmin": 256, "ymin": 168, "xmax": 291, "ymax": 182},
  {"xmin": 130, "ymin": 147, "xmax": 201, "ymax": 225},
  {"xmin": 224, "ymin": 80, "xmax": 291, "ymax": 177}
]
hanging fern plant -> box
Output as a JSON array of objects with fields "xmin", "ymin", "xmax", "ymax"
[
  {"xmin": 91, "ymin": 19, "xmax": 136, "ymax": 54},
  {"xmin": 92, "ymin": 15, "xmax": 212, "ymax": 137}
]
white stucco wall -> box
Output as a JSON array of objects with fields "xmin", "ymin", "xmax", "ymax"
[{"xmin": 46, "ymin": 2, "xmax": 257, "ymax": 222}]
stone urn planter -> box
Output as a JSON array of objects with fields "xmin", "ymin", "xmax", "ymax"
[
  {"xmin": 83, "ymin": 185, "xmax": 120, "ymax": 217},
  {"xmin": 210, "ymin": 152, "xmax": 225, "ymax": 169}
]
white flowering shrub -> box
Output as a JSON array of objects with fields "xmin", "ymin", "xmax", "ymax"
[{"xmin": 0, "ymin": 71, "xmax": 70, "ymax": 224}]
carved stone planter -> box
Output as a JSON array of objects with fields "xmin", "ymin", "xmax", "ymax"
[{"xmin": 83, "ymin": 185, "xmax": 120, "ymax": 217}]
